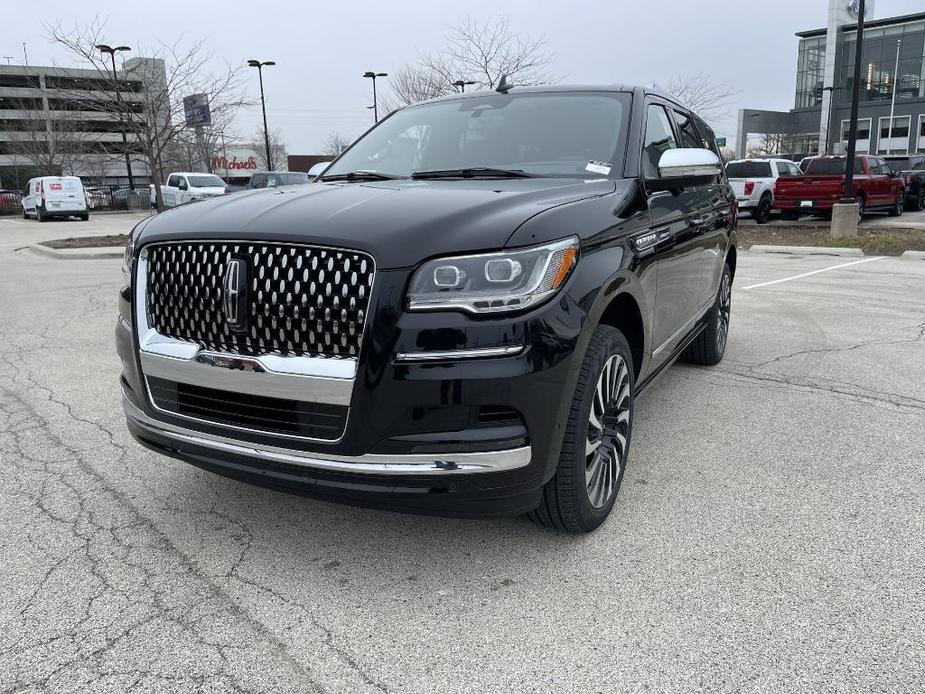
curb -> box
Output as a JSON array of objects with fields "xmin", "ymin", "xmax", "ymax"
[
  {"xmin": 747, "ymin": 245, "xmax": 865, "ymax": 257},
  {"xmin": 901, "ymin": 250, "xmax": 925, "ymax": 261},
  {"xmin": 29, "ymin": 244, "xmax": 124, "ymax": 260}
]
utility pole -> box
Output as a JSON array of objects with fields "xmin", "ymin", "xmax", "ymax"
[{"xmin": 842, "ymin": 0, "xmax": 866, "ymax": 204}]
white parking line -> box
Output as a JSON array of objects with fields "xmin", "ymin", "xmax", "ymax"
[{"xmin": 742, "ymin": 256, "xmax": 886, "ymax": 290}]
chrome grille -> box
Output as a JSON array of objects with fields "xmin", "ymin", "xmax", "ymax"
[{"xmin": 145, "ymin": 242, "xmax": 374, "ymax": 357}]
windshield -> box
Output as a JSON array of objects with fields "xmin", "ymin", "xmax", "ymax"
[
  {"xmin": 725, "ymin": 161, "xmax": 772, "ymax": 178},
  {"xmin": 805, "ymin": 159, "xmax": 864, "ymax": 175},
  {"xmin": 323, "ymin": 92, "xmax": 629, "ymax": 179},
  {"xmin": 188, "ymin": 175, "xmax": 226, "ymax": 188}
]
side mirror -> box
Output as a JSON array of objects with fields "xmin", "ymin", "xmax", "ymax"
[
  {"xmin": 308, "ymin": 162, "xmax": 332, "ymax": 178},
  {"xmin": 647, "ymin": 148, "xmax": 722, "ymax": 192}
]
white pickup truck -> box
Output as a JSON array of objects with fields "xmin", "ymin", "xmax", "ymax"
[
  {"xmin": 725, "ymin": 158, "xmax": 802, "ymax": 224},
  {"xmin": 160, "ymin": 172, "xmax": 228, "ymax": 208}
]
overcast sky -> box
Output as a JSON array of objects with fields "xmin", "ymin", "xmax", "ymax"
[{"xmin": 3, "ymin": 0, "xmax": 923, "ymax": 154}]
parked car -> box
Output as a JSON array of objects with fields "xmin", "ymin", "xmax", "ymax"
[
  {"xmin": 0, "ymin": 189, "xmax": 23, "ymax": 215},
  {"xmin": 84, "ymin": 187, "xmax": 108, "ymax": 210},
  {"xmin": 884, "ymin": 154, "xmax": 925, "ymax": 211},
  {"xmin": 21, "ymin": 175, "xmax": 89, "ymax": 221},
  {"xmin": 798, "ymin": 156, "xmax": 818, "ymax": 172},
  {"xmin": 246, "ymin": 171, "xmax": 312, "ymax": 189},
  {"xmin": 161, "ymin": 172, "xmax": 228, "ymax": 208},
  {"xmin": 117, "ymin": 85, "xmax": 737, "ymax": 533},
  {"xmin": 726, "ymin": 158, "xmax": 801, "ymax": 223},
  {"xmin": 773, "ymin": 155, "xmax": 905, "ymax": 221}
]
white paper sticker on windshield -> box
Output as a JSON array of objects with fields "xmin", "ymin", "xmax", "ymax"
[{"xmin": 585, "ymin": 161, "xmax": 611, "ymax": 175}]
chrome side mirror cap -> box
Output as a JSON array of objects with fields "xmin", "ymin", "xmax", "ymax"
[
  {"xmin": 308, "ymin": 162, "xmax": 332, "ymax": 178},
  {"xmin": 646, "ymin": 148, "xmax": 722, "ymax": 192}
]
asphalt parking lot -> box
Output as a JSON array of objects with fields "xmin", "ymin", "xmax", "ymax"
[{"xmin": 1, "ymin": 214, "xmax": 923, "ymax": 693}]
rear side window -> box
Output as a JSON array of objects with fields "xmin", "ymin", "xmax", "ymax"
[
  {"xmin": 805, "ymin": 159, "xmax": 863, "ymax": 175},
  {"xmin": 642, "ymin": 104, "xmax": 678, "ymax": 178},
  {"xmin": 250, "ymin": 174, "xmax": 267, "ymax": 189},
  {"xmin": 673, "ymin": 110, "xmax": 701, "ymax": 149},
  {"xmin": 726, "ymin": 161, "xmax": 772, "ymax": 178},
  {"xmin": 776, "ymin": 162, "xmax": 792, "ymax": 177},
  {"xmin": 691, "ymin": 114, "xmax": 720, "ymax": 157},
  {"xmin": 167, "ymin": 175, "xmax": 179, "ymax": 187}
]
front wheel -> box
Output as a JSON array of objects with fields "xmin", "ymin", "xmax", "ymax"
[
  {"xmin": 528, "ymin": 326, "xmax": 634, "ymax": 533},
  {"xmin": 682, "ymin": 264, "xmax": 732, "ymax": 366}
]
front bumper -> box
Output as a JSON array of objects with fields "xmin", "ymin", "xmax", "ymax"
[{"xmin": 116, "ymin": 257, "xmax": 587, "ymax": 515}]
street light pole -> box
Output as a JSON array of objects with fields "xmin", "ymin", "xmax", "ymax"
[
  {"xmin": 886, "ymin": 39, "xmax": 902, "ymax": 156},
  {"xmin": 453, "ymin": 79, "xmax": 476, "ymax": 93},
  {"xmin": 363, "ymin": 71, "xmax": 387, "ymax": 123},
  {"xmin": 96, "ymin": 43, "xmax": 135, "ymax": 190},
  {"xmin": 842, "ymin": 0, "xmax": 866, "ymax": 204},
  {"xmin": 247, "ymin": 59, "xmax": 276, "ymax": 170}
]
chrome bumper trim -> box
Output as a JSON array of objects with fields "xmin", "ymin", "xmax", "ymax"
[
  {"xmin": 394, "ymin": 345, "xmax": 524, "ymax": 363},
  {"xmin": 123, "ymin": 395, "xmax": 531, "ymax": 475},
  {"xmin": 134, "ymin": 247, "xmax": 356, "ymax": 407}
]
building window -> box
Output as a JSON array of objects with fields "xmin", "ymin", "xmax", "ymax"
[
  {"xmin": 795, "ymin": 37, "xmax": 826, "ymax": 109},
  {"xmin": 836, "ymin": 21, "xmax": 925, "ymax": 103},
  {"xmin": 841, "ymin": 118, "xmax": 872, "ymax": 152},
  {"xmin": 917, "ymin": 114, "xmax": 925, "ymax": 153},
  {"xmin": 878, "ymin": 115, "xmax": 911, "ymax": 154}
]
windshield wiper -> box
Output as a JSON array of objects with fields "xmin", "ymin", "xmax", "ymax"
[
  {"xmin": 411, "ymin": 167, "xmax": 536, "ymax": 180},
  {"xmin": 321, "ymin": 171, "xmax": 404, "ymax": 182}
]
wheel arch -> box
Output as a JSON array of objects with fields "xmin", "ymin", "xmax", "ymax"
[{"xmin": 597, "ymin": 291, "xmax": 645, "ymax": 379}]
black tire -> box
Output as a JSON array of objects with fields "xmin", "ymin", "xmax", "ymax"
[
  {"xmin": 753, "ymin": 194, "xmax": 772, "ymax": 224},
  {"xmin": 22, "ymin": 208, "xmax": 28, "ymax": 219},
  {"xmin": 856, "ymin": 195, "xmax": 865, "ymax": 224},
  {"xmin": 781, "ymin": 209, "xmax": 799, "ymax": 221},
  {"xmin": 888, "ymin": 191, "xmax": 904, "ymax": 217},
  {"xmin": 682, "ymin": 263, "xmax": 732, "ymax": 366},
  {"xmin": 79, "ymin": 213, "xmax": 89, "ymax": 221},
  {"xmin": 36, "ymin": 206, "xmax": 46, "ymax": 223},
  {"xmin": 911, "ymin": 191, "xmax": 925, "ymax": 212},
  {"xmin": 528, "ymin": 325, "xmax": 634, "ymax": 533}
]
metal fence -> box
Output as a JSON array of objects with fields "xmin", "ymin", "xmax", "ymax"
[{"xmin": 0, "ymin": 184, "xmax": 153, "ymax": 216}]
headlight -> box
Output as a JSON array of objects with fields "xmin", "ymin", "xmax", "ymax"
[
  {"xmin": 122, "ymin": 228, "xmax": 138, "ymax": 285},
  {"xmin": 407, "ymin": 237, "xmax": 579, "ymax": 314}
]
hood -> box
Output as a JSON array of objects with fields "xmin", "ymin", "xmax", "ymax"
[
  {"xmin": 190, "ymin": 186, "xmax": 227, "ymax": 195},
  {"xmin": 138, "ymin": 178, "xmax": 616, "ymax": 269}
]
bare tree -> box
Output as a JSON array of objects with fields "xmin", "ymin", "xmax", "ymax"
[
  {"xmin": 253, "ymin": 128, "xmax": 288, "ymax": 171},
  {"xmin": 662, "ymin": 73, "xmax": 739, "ymax": 127},
  {"xmin": 321, "ymin": 130, "xmax": 352, "ymax": 157},
  {"xmin": 46, "ymin": 18, "xmax": 250, "ymax": 210},
  {"xmin": 385, "ymin": 16, "xmax": 556, "ymax": 109}
]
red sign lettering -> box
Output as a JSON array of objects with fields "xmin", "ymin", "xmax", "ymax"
[{"xmin": 213, "ymin": 155, "xmax": 258, "ymax": 171}]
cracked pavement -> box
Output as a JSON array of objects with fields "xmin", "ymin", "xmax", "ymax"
[{"xmin": 1, "ymin": 214, "xmax": 923, "ymax": 693}]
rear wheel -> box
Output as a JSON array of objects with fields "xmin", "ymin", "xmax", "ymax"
[
  {"xmin": 856, "ymin": 195, "xmax": 866, "ymax": 223},
  {"xmin": 910, "ymin": 190, "xmax": 924, "ymax": 212},
  {"xmin": 753, "ymin": 194, "xmax": 772, "ymax": 224},
  {"xmin": 528, "ymin": 325, "xmax": 634, "ymax": 533},
  {"xmin": 79, "ymin": 213, "xmax": 89, "ymax": 221},
  {"xmin": 36, "ymin": 206, "xmax": 46, "ymax": 223},
  {"xmin": 682, "ymin": 264, "xmax": 732, "ymax": 366},
  {"xmin": 22, "ymin": 208, "xmax": 28, "ymax": 219}
]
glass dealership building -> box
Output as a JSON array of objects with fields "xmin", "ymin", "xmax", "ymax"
[{"xmin": 737, "ymin": 11, "xmax": 925, "ymax": 158}]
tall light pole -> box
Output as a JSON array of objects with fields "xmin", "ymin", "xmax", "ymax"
[
  {"xmin": 363, "ymin": 71, "xmax": 387, "ymax": 123},
  {"xmin": 96, "ymin": 43, "xmax": 135, "ymax": 190},
  {"xmin": 453, "ymin": 79, "xmax": 476, "ymax": 93},
  {"xmin": 247, "ymin": 59, "xmax": 276, "ymax": 170},
  {"xmin": 842, "ymin": 0, "xmax": 866, "ymax": 205}
]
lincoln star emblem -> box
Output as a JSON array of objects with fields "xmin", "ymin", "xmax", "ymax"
[{"xmin": 222, "ymin": 259, "xmax": 248, "ymax": 331}]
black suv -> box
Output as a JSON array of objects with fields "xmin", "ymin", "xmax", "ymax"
[
  {"xmin": 117, "ymin": 85, "xmax": 737, "ymax": 533},
  {"xmin": 885, "ymin": 154, "xmax": 925, "ymax": 211}
]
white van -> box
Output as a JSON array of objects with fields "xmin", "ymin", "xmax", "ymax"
[{"xmin": 21, "ymin": 176, "xmax": 89, "ymax": 221}]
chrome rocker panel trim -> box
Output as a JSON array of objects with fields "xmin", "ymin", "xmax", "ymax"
[{"xmin": 123, "ymin": 395, "xmax": 532, "ymax": 475}]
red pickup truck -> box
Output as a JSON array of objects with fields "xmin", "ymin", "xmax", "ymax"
[{"xmin": 773, "ymin": 155, "xmax": 905, "ymax": 221}]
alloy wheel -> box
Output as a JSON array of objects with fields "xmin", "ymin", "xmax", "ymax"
[
  {"xmin": 716, "ymin": 270, "xmax": 732, "ymax": 354},
  {"xmin": 585, "ymin": 354, "xmax": 631, "ymax": 508}
]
